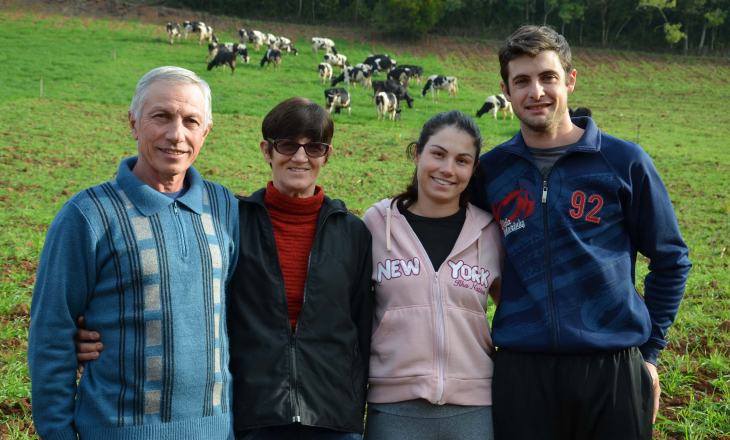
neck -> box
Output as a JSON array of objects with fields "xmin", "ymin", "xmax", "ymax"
[
  {"xmin": 521, "ymin": 115, "xmax": 584, "ymax": 149},
  {"xmin": 132, "ymin": 161, "xmax": 186, "ymax": 193},
  {"xmin": 408, "ymin": 198, "xmax": 461, "ymax": 218},
  {"xmin": 272, "ymin": 181, "xmax": 316, "ymax": 198}
]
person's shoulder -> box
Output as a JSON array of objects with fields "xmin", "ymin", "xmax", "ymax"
[
  {"xmin": 201, "ymin": 179, "xmax": 237, "ymax": 202},
  {"xmin": 599, "ymin": 132, "xmax": 647, "ymax": 157}
]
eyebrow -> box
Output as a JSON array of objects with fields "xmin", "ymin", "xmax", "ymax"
[
  {"xmin": 147, "ymin": 106, "xmax": 203, "ymax": 119},
  {"xmin": 430, "ymin": 144, "xmax": 474, "ymax": 159},
  {"xmin": 511, "ymin": 70, "xmax": 561, "ymax": 82}
]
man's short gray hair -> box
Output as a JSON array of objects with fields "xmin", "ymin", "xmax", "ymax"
[{"xmin": 130, "ymin": 66, "xmax": 213, "ymax": 129}]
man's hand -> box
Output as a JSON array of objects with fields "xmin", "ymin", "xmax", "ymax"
[
  {"xmin": 645, "ymin": 361, "xmax": 660, "ymax": 423},
  {"xmin": 74, "ymin": 316, "xmax": 104, "ymax": 374}
]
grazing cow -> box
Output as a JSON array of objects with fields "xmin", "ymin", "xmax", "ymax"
[
  {"xmin": 318, "ymin": 63, "xmax": 333, "ymax": 85},
  {"xmin": 183, "ymin": 21, "xmax": 204, "ymax": 40},
  {"xmin": 400, "ymin": 64, "xmax": 424, "ymax": 84},
  {"xmin": 311, "ymin": 37, "xmax": 336, "ymax": 54},
  {"xmin": 207, "ymin": 42, "xmax": 219, "ymax": 62},
  {"xmin": 375, "ymin": 92, "xmax": 401, "ymax": 122},
  {"xmin": 569, "ymin": 107, "xmax": 592, "ymax": 117},
  {"xmin": 166, "ymin": 22, "xmax": 180, "ymax": 44},
  {"xmin": 331, "ymin": 65, "xmax": 372, "ymax": 90},
  {"xmin": 324, "ymin": 88, "xmax": 351, "ymax": 115},
  {"xmin": 239, "ymin": 29, "xmax": 267, "ymax": 51},
  {"xmin": 362, "ymin": 54, "xmax": 397, "ymax": 75},
  {"xmin": 387, "ymin": 66, "xmax": 412, "ymax": 86},
  {"xmin": 324, "ymin": 53, "xmax": 349, "ymax": 72},
  {"xmin": 421, "ymin": 75, "xmax": 458, "ymax": 101},
  {"xmin": 260, "ymin": 48, "xmax": 282, "ymax": 71},
  {"xmin": 207, "ymin": 50, "xmax": 237, "ymax": 75},
  {"xmin": 272, "ymin": 36, "xmax": 298, "ymax": 55},
  {"xmin": 223, "ymin": 42, "xmax": 250, "ymax": 63},
  {"xmin": 476, "ymin": 94, "xmax": 513, "ymax": 120},
  {"xmin": 197, "ymin": 25, "xmax": 216, "ymax": 45},
  {"xmin": 371, "ymin": 80, "xmax": 414, "ymax": 109}
]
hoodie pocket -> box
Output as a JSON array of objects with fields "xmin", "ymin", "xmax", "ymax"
[
  {"xmin": 443, "ymin": 307, "xmax": 494, "ymax": 380},
  {"xmin": 370, "ymin": 305, "xmax": 435, "ymax": 378}
]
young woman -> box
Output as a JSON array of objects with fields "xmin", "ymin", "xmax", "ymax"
[{"xmin": 362, "ymin": 110, "xmax": 504, "ymax": 440}]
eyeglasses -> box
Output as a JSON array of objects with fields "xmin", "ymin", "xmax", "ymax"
[{"xmin": 267, "ymin": 138, "xmax": 331, "ymax": 158}]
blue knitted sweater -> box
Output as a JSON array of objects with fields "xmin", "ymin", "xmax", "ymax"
[{"xmin": 28, "ymin": 157, "xmax": 239, "ymax": 440}]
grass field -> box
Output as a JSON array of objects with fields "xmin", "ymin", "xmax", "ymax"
[{"xmin": 1, "ymin": 4, "xmax": 729, "ymax": 439}]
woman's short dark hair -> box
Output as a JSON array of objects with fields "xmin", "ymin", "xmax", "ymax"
[
  {"xmin": 499, "ymin": 25, "xmax": 572, "ymax": 94},
  {"xmin": 393, "ymin": 110, "xmax": 482, "ymax": 211},
  {"xmin": 261, "ymin": 97, "xmax": 335, "ymax": 157}
]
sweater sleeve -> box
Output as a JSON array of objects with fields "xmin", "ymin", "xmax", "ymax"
[
  {"xmin": 620, "ymin": 148, "xmax": 691, "ymax": 365},
  {"xmin": 28, "ymin": 200, "xmax": 97, "ymax": 440},
  {"xmin": 351, "ymin": 223, "xmax": 373, "ymax": 387}
]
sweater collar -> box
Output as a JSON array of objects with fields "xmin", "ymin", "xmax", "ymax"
[
  {"xmin": 263, "ymin": 181, "xmax": 324, "ymax": 216},
  {"xmin": 115, "ymin": 156, "xmax": 206, "ymax": 217},
  {"xmin": 498, "ymin": 116, "xmax": 602, "ymax": 157}
]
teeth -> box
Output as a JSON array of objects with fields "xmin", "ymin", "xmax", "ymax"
[
  {"xmin": 162, "ymin": 149, "xmax": 184, "ymax": 155},
  {"xmin": 433, "ymin": 177, "xmax": 453, "ymax": 185},
  {"xmin": 290, "ymin": 168, "xmax": 308, "ymax": 172}
]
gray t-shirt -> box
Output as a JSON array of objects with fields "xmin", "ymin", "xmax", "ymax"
[{"xmin": 528, "ymin": 144, "xmax": 573, "ymax": 180}]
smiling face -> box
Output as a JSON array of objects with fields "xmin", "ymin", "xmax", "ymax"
[
  {"xmin": 413, "ymin": 126, "xmax": 477, "ymax": 214},
  {"xmin": 129, "ymin": 81, "xmax": 211, "ymax": 191},
  {"xmin": 501, "ymin": 51, "xmax": 576, "ymax": 136},
  {"xmin": 260, "ymin": 136, "xmax": 330, "ymax": 198}
]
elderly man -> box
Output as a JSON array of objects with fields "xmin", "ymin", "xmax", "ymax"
[
  {"xmin": 28, "ymin": 66, "xmax": 238, "ymax": 440},
  {"xmin": 472, "ymin": 26, "xmax": 691, "ymax": 439}
]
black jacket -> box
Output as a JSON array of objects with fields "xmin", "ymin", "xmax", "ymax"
[{"xmin": 228, "ymin": 188, "xmax": 373, "ymax": 435}]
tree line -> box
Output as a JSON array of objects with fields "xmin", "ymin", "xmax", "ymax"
[{"xmin": 163, "ymin": 0, "xmax": 728, "ymax": 55}]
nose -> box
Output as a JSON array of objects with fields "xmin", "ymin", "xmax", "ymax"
[
  {"xmin": 291, "ymin": 146, "xmax": 308, "ymax": 162},
  {"xmin": 528, "ymin": 80, "xmax": 545, "ymax": 100},
  {"xmin": 166, "ymin": 116, "xmax": 185, "ymax": 144},
  {"xmin": 439, "ymin": 158, "xmax": 455, "ymax": 176}
]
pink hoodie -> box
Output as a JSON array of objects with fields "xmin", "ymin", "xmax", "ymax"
[{"xmin": 362, "ymin": 199, "xmax": 505, "ymax": 406}]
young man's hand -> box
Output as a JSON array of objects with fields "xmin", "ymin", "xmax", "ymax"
[
  {"xmin": 645, "ymin": 362, "xmax": 660, "ymax": 423},
  {"xmin": 74, "ymin": 316, "xmax": 104, "ymax": 374}
]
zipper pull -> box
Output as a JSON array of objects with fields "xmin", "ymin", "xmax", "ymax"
[
  {"xmin": 542, "ymin": 181, "xmax": 548, "ymax": 204},
  {"xmin": 173, "ymin": 201, "xmax": 179, "ymax": 214}
]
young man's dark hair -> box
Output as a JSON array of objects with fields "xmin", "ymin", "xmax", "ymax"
[{"xmin": 498, "ymin": 25, "xmax": 572, "ymax": 94}]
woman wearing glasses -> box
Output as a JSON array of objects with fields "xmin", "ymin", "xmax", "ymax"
[{"xmin": 226, "ymin": 97, "xmax": 373, "ymax": 440}]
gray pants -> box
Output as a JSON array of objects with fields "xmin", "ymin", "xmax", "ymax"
[{"xmin": 364, "ymin": 399, "xmax": 494, "ymax": 440}]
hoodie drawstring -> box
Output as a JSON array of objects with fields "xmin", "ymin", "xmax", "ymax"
[
  {"xmin": 386, "ymin": 206, "xmax": 392, "ymax": 252},
  {"xmin": 477, "ymin": 232, "xmax": 482, "ymax": 269}
]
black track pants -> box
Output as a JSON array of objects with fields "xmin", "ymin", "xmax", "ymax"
[{"xmin": 492, "ymin": 347, "xmax": 654, "ymax": 440}]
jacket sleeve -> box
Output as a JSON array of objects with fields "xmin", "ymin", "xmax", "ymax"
[
  {"xmin": 351, "ymin": 223, "xmax": 374, "ymax": 386},
  {"xmin": 28, "ymin": 200, "xmax": 97, "ymax": 440},
  {"xmin": 620, "ymin": 148, "xmax": 691, "ymax": 365}
]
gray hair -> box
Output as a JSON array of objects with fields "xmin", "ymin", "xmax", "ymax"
[{"xmin": 129, "ymin": 66, "xmax": 213, "ymax": 129}]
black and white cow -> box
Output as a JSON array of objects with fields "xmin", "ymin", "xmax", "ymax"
[
  {"xmin": 324, "ymin": 88, "xmax": 351, "ymax": 115},
  {"xmin": 206, "ymin": 42, "xmax": 220, "ymax": 62},
  {"xmin": 207, "ymin": 50, "xmax": 237, "ymax": 75},
  {"xmin": 476, "ymin": 94, "xmax": 513, "ymax": 120},
  {"xmin": 324, "ymin": 53, "xmax": 349, "ymax": 72},
  {"xmin": 318, "ymin": 63, "xmax": 333, "ymax": 85},
  {"xmin": 569, "ymin": 107, "xmax": 592, "ymax": 117},
  {"xmin": 371, "ymin": 80, "xmax": 414, "ymax": 109},
  {"xmin": 260, "ymin": 48, "xmax": 282, "ymax": 71},
  {"xmin": 311, "ymin": 37, "xmax": 336, "ymax": 54},
  {"xmin": 421, "ymin": 75, "xmax": 458, "ymax": 101},
  {"xmin": 239, "ymin": 29, "xmax": 267, "ymax": 51},
  {"xmin": 400, "ymin": 65, "xmax": 424, "ymax": 84},
  {"xmin": 387, "ymin": 66, "xmax": 412, "ymax": 86},
  {"xmin": 197, "ymin": 24, "xmax": 216, "ymax": 46},
  {"xmin": 362, "ymin": 54, "xmax": 397, "ymax": 75},
  {"xmin": 166, "ymin": 22, "xmax": 180, "ymax": 45},
  {"xmin": 331, "ymin": 65, "xmax": 372, "ymax": 90},
  {"xmin": 183, "ymin": 21, "xmax": 204, "ymax": 40},
  {"xmin": 375, "ymin": 92, "xmax": 401, "ymax": 122},
  {"xmin": 223, "ymin": 42, "xmax": 250, "ymax": 63}
]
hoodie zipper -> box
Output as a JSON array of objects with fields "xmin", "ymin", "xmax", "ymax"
[
  {"xmin": 542, "ymin": 180, "xmax": 558, "ymax": 351},
  {"xmin": 173, "ymin": 201, "xmax": 188, "ymax": 257}
]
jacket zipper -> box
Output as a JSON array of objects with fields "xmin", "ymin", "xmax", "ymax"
[
  {"xmin": 434, "ymin": 272, "xmax": 445, "ymax": 404},
  {"xmin": 542, "ymin": 180, "xmax": 558, "ymax": 351},
  {"xmin": 173, "ymin": 202, "xmax": 187, "ymax": 257}
]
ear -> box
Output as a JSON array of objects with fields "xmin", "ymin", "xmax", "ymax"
[
  {"xmin": 323, "ymin": 145, "xmax": 334, "ymax": 165},
  {"xmin": 500, "ymin": 81, "xmax": 511, "ymax": 101},
  {"xmin": 567, "ymin": 69, "xmax": 577, "ymax": 93},
  {"xmin": 128, "ymin": 111, "xmax": 140, "ymax": 141},
  {"xmin": 201, "ymin": 121, "xmax": 213, "ymax": 141},
  {"xmin": 260, "ymin": 140, "xmax": 272, "ymax": 164},
  {"xmin": 413, "ymin": 149, "xmax": 420, "ymax": 166}
]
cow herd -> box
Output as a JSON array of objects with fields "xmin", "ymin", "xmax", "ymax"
[{"xmin": 163, "ymin": 22, "xmax": 592, "ymax": 123}]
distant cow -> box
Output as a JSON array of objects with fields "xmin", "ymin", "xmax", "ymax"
[
  {"xmin": 207, "ymin": 50, "xmax": 237, "ymax": 75},
  {"xmin": 332, "ymin": 66, "xmax": 372, "ymax": 89},
  {"xmin": 312, "ymin": 37, "xmax": 336, "ymax": 54},
  {"xmin": 324, "ymin": 53, "xmax": 349, "ymax": 72},
  {"xmin": 477, "ymin": 94, "xmax": 513, "ymax": 120},
  {"xmin": 421, "ymin": 75, "xmax": 457, "ymax": 101},
  {"xmin": 260, "ymin": 48, "xmax": 282, "ymax": 71},
  {"xmin": 400, "ymin": 65, "xmax": 424, "ymax": 84},
  {"xmin": 387, "ymin": 66, "xmax": 412, "ymax": 86},
  {"xmin": 371, "ymin": 80, "xmax": 414, "ymax": 109},
  {"xmin": 318, "ymin": 63, "xmax": 333, "ymax": 85},
  {"xmin": 324, "ymin": 88, "xmax": 351, "ymax": 115},
  {"xmin": 375, "ymin": 92, "xmax": 401, "ymax": 122},
  {"xmin": 198, "ymin": 25, "xmax": 216, "ymax": 45},
  {"xmin": 223, "ymin": 42, "xmax": 250, "ymax": 63},
  {"xmin": 183, "ymin": 21, "xmax": 204, "ymax": 40},
  {"xmin": 166, "ymin": 22, "xmax": 180, "ymax": 44},
  {"xmin": 569, "ymin": 107, "xmax": 592, "ymax": 117},
  {"xmin": 239, "ymin": 29, "xmax": 267, "ymax": 51},
  {"xmin": 207, "ymin": 42, "xmax": 220, "ymax": 62},
  {"xmin": 362, "ymin": 54, "xmax": 397, "ymax": 75}
]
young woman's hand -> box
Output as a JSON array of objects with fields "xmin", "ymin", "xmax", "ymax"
[{"xmin": 74, "ymin": 316, "xmax": 104, "ymax": 374}]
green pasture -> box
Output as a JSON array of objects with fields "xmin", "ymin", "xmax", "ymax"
[{"xmin": 1, "ymin": 7, "xmax": 729, "ymax": 439}]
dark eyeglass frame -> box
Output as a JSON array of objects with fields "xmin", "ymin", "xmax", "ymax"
[{"xmin": 267, "ymin": 138, "xmax": 331, "ymax": 158}]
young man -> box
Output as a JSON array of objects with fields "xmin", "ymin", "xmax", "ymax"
[
  {"xmin": 472, "ymin": 26, "xmax": 691, "ymax": 439},
  {"xmin": 28, "ymin": 66, "xmax": 239, "ymax": 440}
]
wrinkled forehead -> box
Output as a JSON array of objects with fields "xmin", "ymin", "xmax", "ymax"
[{"xmin": 143, "ymin": 81, "xmax": 206, "ymax": 114}]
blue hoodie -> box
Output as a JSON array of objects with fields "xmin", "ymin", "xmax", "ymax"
[{"xmin": 471, "ymin": 117, "xmax": 691, "ymax": 365}]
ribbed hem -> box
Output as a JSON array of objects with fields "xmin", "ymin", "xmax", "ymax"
[
  {"xmin": 39, "ymin": 426, "xmax": 78, "ymax": 440},
  {"xmin": 76, "ymin": 414, "xmax": 234, "ymax": 440},
  {"xmin": 367, "ymin": 376, "xmax": 492, "ymax": 406}
]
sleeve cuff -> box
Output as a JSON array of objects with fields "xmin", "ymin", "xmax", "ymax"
[{"xmin": 638, "ymin": 344, "xmax": 660, "ymax": 366}]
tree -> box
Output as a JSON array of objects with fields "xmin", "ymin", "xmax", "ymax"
[
  {"xmin": 704, "ymin": 7, "xmax": 727, "ymax": 48},
  {"xmin": 372, "ymin": 0, "xmax": 444, "ymax": 37},
  {"xmin": 639, "ymin": 0, "xmax": 686, "ymax": 44},
  {"xmin": 558, "ymin": 0, "xmax": 587, "ymax": 37}
]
